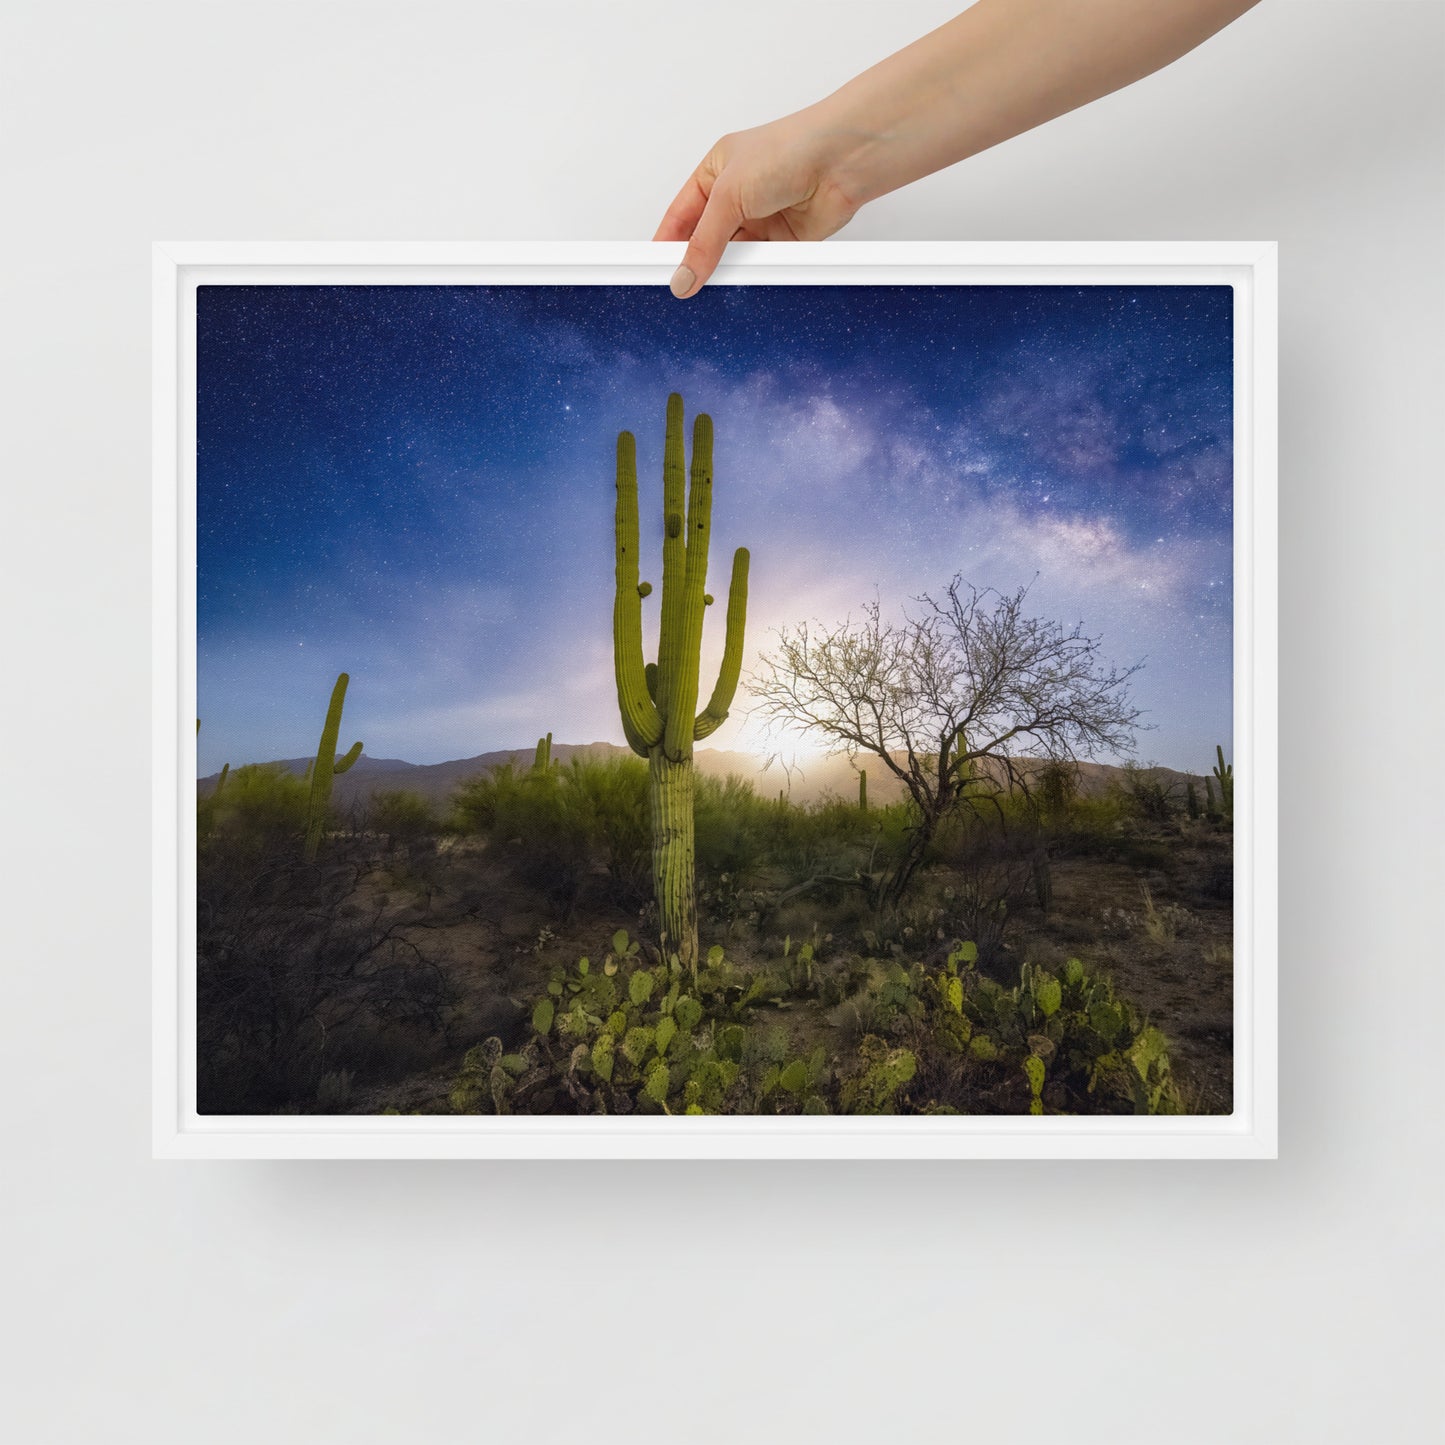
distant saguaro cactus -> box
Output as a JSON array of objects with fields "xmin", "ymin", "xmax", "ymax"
[
  {"xmin": 1211, "ymin": 744, "xmax": 1234, "ymax": 824},
  {"xmin": 613, "ymin": 393, "xmax": 750, "ymax": 970},
  {"xmin": 304, "ymin": 672, "xmax": 363, "ymax": 862},
  {"xmin": 859, "ymin": 769, "xmax": 868, "ymax": 811},
  {"xmin": 533, "ymin": 732, "xmax": 553, "ymax": 772}
]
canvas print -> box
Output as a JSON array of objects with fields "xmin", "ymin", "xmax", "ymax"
[{"xmin": 195, "ymin": 282, "xmax": 1234, "ymax": 1118}]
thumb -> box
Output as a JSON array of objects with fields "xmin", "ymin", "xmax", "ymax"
[{"xmin": 671, "ymin": 179, "xmax": 743, "ymax": 298}]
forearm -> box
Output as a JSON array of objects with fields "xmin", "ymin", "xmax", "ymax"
[{"xmin": 802, "ymin": 0, "xmax": 1261, "ymax": 207}]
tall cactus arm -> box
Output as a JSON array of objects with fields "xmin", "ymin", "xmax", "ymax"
[
  {"xmin": 654, "ymin": 393, "xmax": 690, "ymax": 725},
  {"xmin": 613, "ymin": 429, "xmax": 662, "ymax": 755},
  {"xmin": 334, "ymin": 740, "xmax": 363, "ymax": 774},
  {"xmin": 305, "ymin": 672, "xmax": 356, "ymax": 862},
  {"xmin": 664, "ymin": 412, "xmax": 715, "ymax": 757},
  {"xmin": 315, "ymin": 674, "xmax": 350, "ymax": 771},
  {"xmin": 694, "ymin": 546, "xmax": 750, "ymax": 740}
]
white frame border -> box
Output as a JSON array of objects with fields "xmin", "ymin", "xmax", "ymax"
[{"xmin": 153, "ymin": 242, "xmax": 1277, "ymax": 1159}]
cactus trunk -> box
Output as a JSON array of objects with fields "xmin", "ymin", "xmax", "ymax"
[
  {"xmin": 649, "ymin": 751, "xmax": 697, "ymax": 961},
  {"xmin": 304, "ymin": 672, "xmax": 363, "ymax": 862},
  {"xmin": 859, "ymin": 769, "xmax": 868, "ymax": 811},
  {"xmin": 612, "ymin": 394, "xmax": 750, "ymax": 971},
  {"xmin": 1212, "ymin": 744, "xmax": 1234, "ymax": 823}
]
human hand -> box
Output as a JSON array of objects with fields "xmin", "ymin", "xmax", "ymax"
[
  {"xmin": 654, "ymin": 111, "xmax": 865, "ymax": 299},
  {"xmin": 655, "ymin": 0, "xmax": 1260, "ymax": 300}
]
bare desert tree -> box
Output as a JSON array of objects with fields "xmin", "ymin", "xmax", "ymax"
[{"xmin": 751, "ymin": 578, "xmax": 1144, "ymax": 906}]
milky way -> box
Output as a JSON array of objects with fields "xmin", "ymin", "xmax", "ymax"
[{"xmin": 197, "ymin": 283, "xmax": 1233, "ymax": 773}]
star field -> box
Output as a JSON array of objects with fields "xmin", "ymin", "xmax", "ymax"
[{"xmin": 197, "ymin": 283, "xmax": 1233, "ymax": 772}]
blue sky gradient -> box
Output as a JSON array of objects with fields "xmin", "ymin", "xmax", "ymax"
[{"xmin": 197, "ymin": 283, "xmax": 1233, "ymax": 774}]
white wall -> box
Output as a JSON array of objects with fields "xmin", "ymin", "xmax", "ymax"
[{"xmin": 2, "ymin": 2, "xmax": 1441, "ymax": 1440}]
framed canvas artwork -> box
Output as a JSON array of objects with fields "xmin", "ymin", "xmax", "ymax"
[{"xmin": 153, "ymin": 242, "xmax": 1277, "ymax": 1157}]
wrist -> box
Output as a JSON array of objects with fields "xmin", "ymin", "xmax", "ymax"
[{"xmin": 794, "ymin": 85, "xmax": 915, "ymax": 212}]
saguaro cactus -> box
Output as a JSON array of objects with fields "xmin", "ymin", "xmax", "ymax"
[
  {"xmin": 304, "ymin": 672, "xmax": 364, "ymax": 862},
  {"xmin": 859, "ymin": 769, "xmax": 868, "ymax": 812},
  {"xmin": 613, "ymin": 393, "xmax": 750, "ymax": 970},
  {"xmin": 1212, "ymin": 744, "xmax": 1234, "ymax": 824},
  {"xmin": 533, "ymin": 732, "xmax": 553, "ymax": 772}
]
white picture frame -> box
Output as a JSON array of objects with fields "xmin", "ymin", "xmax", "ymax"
[{"xmin": 154, "ymin": 241, "xmax": 1277, "ymax": 1159}]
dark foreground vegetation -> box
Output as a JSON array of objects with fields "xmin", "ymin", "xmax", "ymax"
[{"xmin": 196, "ymin": 752, "xmax": 1233, "ymax": 1116}]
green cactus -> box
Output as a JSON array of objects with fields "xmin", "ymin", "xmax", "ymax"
[
  {"xmin": 303, "ymin": 672, "xmax": 363, "ymax": 862},
  {"xmin": 612, "ymin": 393, "xmax": 750, "ymax": 972},
  {"xmin": 1186, "ymin": 777, "xmax": 1200, "ymax": 820},
  {"xmin": 1023, "ymin": 1054, "xmax": 1046, "ymax": 1115},
  {"xmin": 858, "ymin": 769, "xmax": 868, "ymax": 811},
  {"xmin": 533, "ymin": 732, "xmax": 552, "ymax": 772},
  {"xmin": 214, "ymin": 762, "xmax": 230, "ymax": 796},
  {"xmin": 1212, "ymin": 744, "xmax": 1234, "ymax": 823}
]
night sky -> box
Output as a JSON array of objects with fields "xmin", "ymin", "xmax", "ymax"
[{"xmin": 196, "ymin": 284, "xmax": 1233, "ymax": 774}]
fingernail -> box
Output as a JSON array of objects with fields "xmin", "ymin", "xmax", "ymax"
[{"xmin": 670, "ymin": 264, "xmax": 696, "ymax": 298}]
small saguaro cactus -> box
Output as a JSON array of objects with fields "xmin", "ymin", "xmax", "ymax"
[
  {"xmin": 613, "ymin": 393, "xmax": 750, "ymax": 971},
  {"xmin": 1212, "ymin": 744, "xmax": 1234, "ymax": 823},
  {"xmin": 1185, "ymin": 777, "xmax": 1200, "ymax": 820},
  {"xmin": 533, "ymin": 732, "xmax": 553, "ymax": 772},
  {"xmin": 304, "ymin": 672, "xmax": 363, "ymax": 862},
  {"xmin": 858, "ymin": 769, "xmax": 868, "ymax": 812}
]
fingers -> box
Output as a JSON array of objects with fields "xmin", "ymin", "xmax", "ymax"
[
  {"xmin": 653, "ymin": 174, "xmax": 708, "ymax": 243},
  {"xmin": 670, "ymin": 178, "xmax": 744, "ymax": 298}
]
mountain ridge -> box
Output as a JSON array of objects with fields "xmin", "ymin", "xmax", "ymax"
[{"xmin": 199, "ymin": 742, "xmax": 1206, "ymax": 809}]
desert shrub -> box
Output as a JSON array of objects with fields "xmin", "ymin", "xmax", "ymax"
[
  {"xmin": 367, "ymin": 789, "xmax": 437, "ymax": 849},
  {"xmin": 692, "ymin": 778, "xmax": 921, "ymax": 923},
  {"xmin": 451, "ymin": 759, "xmax": 633, "ymax": 908},
  {"xmin": 1119, "ymin": 762, "xmax": 1183, "ymax": 825},
  {"xmin": 196, "ymin": 834, "xmax": 455, "ymax": 1113},
  {"xmin": 1064, "ymin": 789, "xmax": 1131, "ymax": 843},
  {"xmin": 1138, "ymin": 884, "xmax": 1195, "ymax": 944},
  {"xmin": 933, "ymin": 814, "xmax": 1051, "ymax": 965},
  {"xmin": 556, "ymin": 755, "xmax": 650, "ymax": 905},
  {"xmin": 1032, "ymin": 759, "xmax": 1081, "ymax": 828},
  {"xmin": 198, "ymin": 762, "xmax": 309, "ymax": 856},
  {"xmin": 694, "ymin": 774, "xmax": 772, "ymax": 882},
  {"xmin": 450, "ymin": 756, "xmax": 651, "ymax": 906}
]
